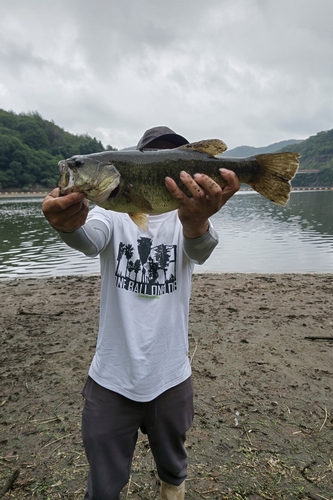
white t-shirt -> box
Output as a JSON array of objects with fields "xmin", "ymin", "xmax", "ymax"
[{"xmin": 60, "ymin": 207, "xmax": 218, "ymax": 402}]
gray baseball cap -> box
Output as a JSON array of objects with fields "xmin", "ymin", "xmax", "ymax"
[{"xmin": 136, "ymin": 126, "xmax": 189, "ymax": 150}]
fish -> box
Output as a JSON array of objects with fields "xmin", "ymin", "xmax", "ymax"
[{"xmin": 58, "ymin": 139, "xmax": 300, "ymax": 230}]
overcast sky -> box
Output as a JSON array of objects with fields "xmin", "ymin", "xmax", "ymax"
[{"xmin": 0, "ymin": 0, "xmax": 332, "ymax": 151}]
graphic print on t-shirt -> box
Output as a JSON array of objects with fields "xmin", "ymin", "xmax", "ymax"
[{"xmin": 115, "ymin": 237, "xmax": 177, "ymax": 296}]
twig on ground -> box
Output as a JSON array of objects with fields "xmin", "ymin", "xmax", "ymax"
[
  {"xmin": 18, "ymin": 308, "xmax": 64, "ymax": 316},
  {"xmin": 193, "ymin": 488, "xmax": 220, "ymax": 499},
  {"xmin": 304, "ymin": 336, "xmax": 333, "ymax": 341},
  {"xmin": 0, "ymin": 468, "xmax": 20, "ymax": 497},
  {"xmin": 190, "ymin": 341, "xmax": 198, "ymax": 365},
  {"xmin": 258, "ymin": 491, "xmax": 274, "ymax": 500},
  {"xmin": 306, "ymin": 493, "xmax": 330, "ymax": 500},
  {"xmin": 31, "ymin": 417, "xmax": 59, "ymax": 424},
  {"xmin": 126, "ymin": 475, "xmax": 132, "ymax": 498},
  {"xmin": 244, "ymin": 428, "xmax": 254, "ymax": 447},
  {"xmin": 42, "ymin": 434, "xmax": 73, "ymax": 449},
  {"xmin": 319, "ymin": 407, "xmax": 328, "ymax": 432}
]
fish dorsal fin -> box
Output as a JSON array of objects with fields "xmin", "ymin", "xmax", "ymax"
[
  {"xmin": 128, "ymin": 213, "xmax": 149, "ymax": 231},
  {"xmin": 179, "ymin": 139, "xmax": 228, "ymax": 157}
]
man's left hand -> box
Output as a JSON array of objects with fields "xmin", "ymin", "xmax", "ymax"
[{"xmin": 165, "ymin": 168, "xmax": 240, "ymax": 238}]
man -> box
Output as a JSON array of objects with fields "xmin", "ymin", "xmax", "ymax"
[{"xmin": 42, "ymin": 126, "xmax": 240, "ymax": 499}]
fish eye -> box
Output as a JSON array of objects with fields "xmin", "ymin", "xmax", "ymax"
[{"xmin": 75, "ymin": 159, "xmax": 83, "ymax": 167}]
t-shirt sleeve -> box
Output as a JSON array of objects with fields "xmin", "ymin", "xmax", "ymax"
[{"xmin": 57, "ymin": 218, "xmax": 111, "ymax": 257}]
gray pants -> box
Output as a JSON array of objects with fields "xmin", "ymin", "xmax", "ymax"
[{"xmin": 82, "ymin": 376, "xmax": 194, "ymax": 500}]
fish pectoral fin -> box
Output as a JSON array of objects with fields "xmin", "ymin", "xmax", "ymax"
[
  {"xmin": 128, "ymin": 213, "xmax": 149, "ymax": 231},
  {"xmin": 123, "ymin": 188, "xmax": 153, "ymax": 212},
  {"xmin": 179, "ymin": 139, "xmax": 228, "ymax": 157}
]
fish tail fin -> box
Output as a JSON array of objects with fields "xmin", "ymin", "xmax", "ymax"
[{"xmin": 249, "ymin": 152, "xmax": 300, "ymax": 205}]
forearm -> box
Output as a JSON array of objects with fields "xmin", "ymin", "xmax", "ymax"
[
  {"xmin": 182, "ymin": 220, "xmax": 210, "ymax": 239},
  {"xmin": 183, "ymin": 221, "xmax": 219, "ymax": 264},
  {"xmin": 57, "ymin": 219, "xmax": 110, "ymax": 257}
]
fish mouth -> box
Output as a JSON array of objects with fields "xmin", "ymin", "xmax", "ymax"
[{"xmin": 58, "ymin": 161, "xmax": 76, "ymax": 194}]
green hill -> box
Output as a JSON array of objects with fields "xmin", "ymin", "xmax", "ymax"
[
  {"xmin": 277, "ymin": 129, "xmax": 333, "ymax": 187},
  {"xmin": 0, "ymin": 109, "xmax": 116, "ymax": 191},
  {"xmin": 224, "ymin": 129, "xmax": 333, "ymax": 187}
]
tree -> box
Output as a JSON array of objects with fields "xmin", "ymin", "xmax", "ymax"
[
  {"xmin": 0, "ymin": 109, "xmax": 117, "ymax": 190},
  {"xmin": 18, "ymin": 121, "xmax": 49, "ymax": 150}
]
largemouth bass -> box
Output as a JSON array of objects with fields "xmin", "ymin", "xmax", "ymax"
[{"xmin": 58, "ymin": 139, "xmax": 300, "ymax": 229}]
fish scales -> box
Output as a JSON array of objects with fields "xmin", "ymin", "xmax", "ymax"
[{"xmin": 103, "ymin": 151, "xmax": 259, "ymax": 206}]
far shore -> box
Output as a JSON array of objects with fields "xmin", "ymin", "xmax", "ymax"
[
  {"xmin": 1, "ymin": 186, "xmax": 332, "ymax": 199},
  {"xmin": 0, "ymin": 191, "xmax": 49, "ymax": 198}
]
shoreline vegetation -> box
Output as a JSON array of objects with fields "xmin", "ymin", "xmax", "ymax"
[{"xmin": 1, "ymin": 273, "xmax": 332, "ymax": 499}]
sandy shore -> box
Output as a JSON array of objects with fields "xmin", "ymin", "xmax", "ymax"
[{"xmin": 0, "ymin": 273, "xmax": 332, "ymax": 499}]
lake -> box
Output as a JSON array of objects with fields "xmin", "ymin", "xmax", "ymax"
[{"xmin": 0, "ymin": 190, "xmax": 332, "ymax": 279}]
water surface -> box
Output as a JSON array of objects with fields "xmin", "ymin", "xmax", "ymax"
[
  {"xmin": 203, "ymin": 190, "xmax": 333, "ymax": 273},
  {"xmin": 0, "ymin": 190, "xmax": 332, "ymax": 279}
]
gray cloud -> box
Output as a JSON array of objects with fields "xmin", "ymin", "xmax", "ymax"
[{"xmin": 0, "ymin": 0, "xmax": 332, "ymax": 150}]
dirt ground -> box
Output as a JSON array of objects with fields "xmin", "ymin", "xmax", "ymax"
[{"xmin": 0, "ymin": 273, "xmax": 332, "ymax": 500}]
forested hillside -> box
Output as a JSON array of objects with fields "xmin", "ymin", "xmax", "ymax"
[
  {"xmin": 225, "ymin": 129, "xmax": 333, "ymax": 187},
  {"xmin": 0, "ymin": 109, "xmax": 116, "ymax": 190},
  {"xmin": 278, "ymin": 128, "xmax": 333, "ymax": 186}
]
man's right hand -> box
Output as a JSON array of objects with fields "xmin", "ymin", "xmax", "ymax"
[{"xmin": 42, "ymin": 188, "xmax": 89, "ymax": 233}]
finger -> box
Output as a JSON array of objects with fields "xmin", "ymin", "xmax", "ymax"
[
  {"xmin": 218, "ymin": 169, "xmax": 240, "ymax": 205},
  {"xmin": 43, "ymin": 191, "xmax": 86, "ymax": 214},
  {"xmin": 55, "ymin": 191, "xmax": 87, "ymax": 211},
  {"xmin": 179, "ymin": 171, "xmax": 206, "ymax": 199},
  {"xmin": 48, "ymin": 187, "xmax": 60, "ymax": 198},
  {"xmin": 68, "ymin": 203, "xmax": 89, "ymax": 224},
  {"xmin": 62, "ymin": 199, "xmax": 89, "ymax": 218},
  {"xmin": 219, "ymin": 169, "xmax": 240, "ymax": 192},
  {"xmin": 193, "ymin": 173, "xmax": 222, "ymax": 198},
  {"xmin": 165, "ymin": 176, "xmax": 189, "ymax": 204},
  {"xmin": 47, "ymin": 200, "xmax": 89, "ymax": 232}
]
